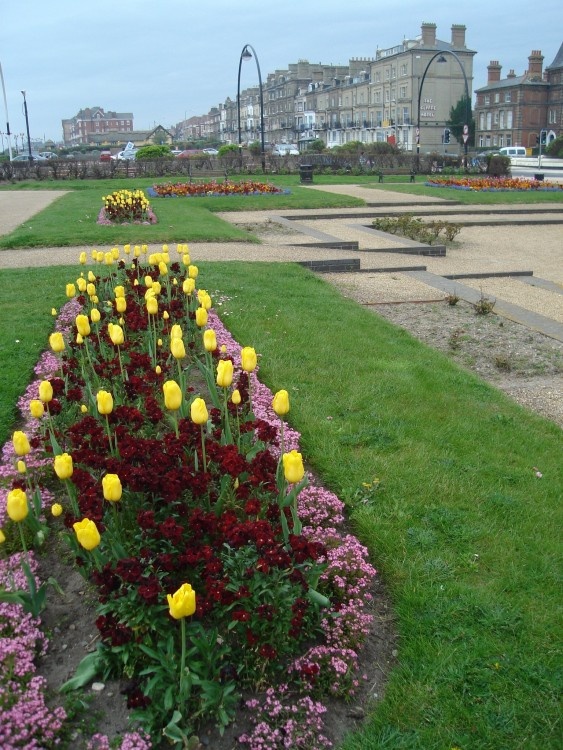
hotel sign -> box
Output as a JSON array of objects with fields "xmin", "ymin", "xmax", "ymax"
[{"xmin": 420, "ymin": 98, "xmax": 436, "ymax": 118}]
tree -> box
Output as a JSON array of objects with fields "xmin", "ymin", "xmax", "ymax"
[
  {"xmin": 136, "ymin": 145, "xmax": 173, "ymax": 160},
  {"xmin": 447, "ymin": 95, "xmax": 474, "ymax": 147},
  {"xmin": 307, "ymin": 139, "xmax": 325, "ymax": 153},
  {"xmin": 545, "ymin": 134, "xmax": 563, "ymax": 158}
]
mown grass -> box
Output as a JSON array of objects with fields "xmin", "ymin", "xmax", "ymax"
[
  {"xmin": 0, "ymin": 187, "xmax": 561, "ymax": 749},
  {"xmin": 364, "ymin": 180, "xmax": 563, "ymax": 203}
]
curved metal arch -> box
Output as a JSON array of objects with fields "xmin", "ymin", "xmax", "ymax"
[{"xmin": 237, "ymin": 44, "xmax": 266, "ymax": 172}]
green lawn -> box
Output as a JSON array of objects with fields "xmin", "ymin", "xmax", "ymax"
[{"xmin": 0, "ymin": 182, "xmax": 561, "ymax": 749}]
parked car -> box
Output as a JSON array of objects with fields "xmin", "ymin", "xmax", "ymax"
[
  {"xmin": 39, "ymin": 151, "xmax": 58, "ymax": 159},
  {"xmin": 99, "ymin": 150, "xmax": 112, "ymax": 162},
  {"xmin": 202, "ymin": 148, "xmax": 219, "ymax": 155},
  {"xmin": 12, "ymin": 153, "xmax": 46, "ymax": 162},
  {"xmin": 111, "ymin": 149, "xmax": 137, "ymax": 161},
  {"xmin": 175, "ymin": 149, "xmax": 204, "ymax": 158},
  {"xmin": 272, "ymin": 144, "xmax": 299, "ymax": 156}
]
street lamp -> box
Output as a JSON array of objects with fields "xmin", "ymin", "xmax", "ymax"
[
  {"xmin": 237, "ymin": 44, "xmax": 266, "ymax": 173},
  {"xmin": 416, "ymin": 50, "xmax": 470, "ymax": 167},
  {"xmin": 0, "ymin": 61, "xmax": 13, "ymax": 160},
  {"xmin": 21, "ymin": 90, "xmax": 33, "ymax": 163}
]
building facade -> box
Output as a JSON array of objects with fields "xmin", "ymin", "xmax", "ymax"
[
  {"xmin": 474, "ymin": 43, "xmax": 563, "ymax": 150},
  {"xmin": 62, "ymin": 107, "xmax": 134, "ymax": 145}
]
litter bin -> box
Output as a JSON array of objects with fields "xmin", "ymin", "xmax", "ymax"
[
  {"xmin": 299, "ymin": 164, "xmax": 314, "ymax": 184},
  {"xmin": 534, "ymin": 173, "xmax": 544, "ymax": 181}
]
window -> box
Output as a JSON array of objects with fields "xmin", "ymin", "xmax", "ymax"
[
  {"xmin": 494, "ymin": 93, "xmax": 500, "ymax": 103},
  {"xmin": 375, "ymin": 72, "xmax": 381, "ymax": 83},
  {"xmin": 399, "ymin": 85, "xmax": 406, "ymax": 99},
  {"xmin": 507, "ymin": 111, "xmax": 513, "ymax": 128},
  {"xmin": 375, "ymin": 90, "xmax": 381, "ymax": 103},
  {"xmin": 486, "ymin": 112, "xmax": 492, "ymax": 129},
  {"xmin": 499, "ymin": 110, "xmax": 505, "ymax": 128},
  {"xmin": 402, "ymin": 107, "xmax": 409, "ymax": 124},
  {"xmin": 484, "ymin": 94, "xmax": 490, "ymax": 104},
  {"xmin": 494, "ymin": 111, "xmax": 499, "ymax": 125},
  {"xmin": 479, "ymin": 112, "xmax": 485, "ymax": 129},
  {"xmin": 505, "ymin": 91, "xmax": 511, "ymax": 102},
  {"xmin": 549, "ymin": 109, "xmax": 557, "ymax": 124},
  {"xmin": 385, "ymin": 69, "xmax": 390, "ymax": 81},
  {"xmin": 400, "ymin": 63, "xmax": 407, "ymax": 76},
  {"xmin": 385, "ymin": 90, "xmax": 390, "ymax": 103}
]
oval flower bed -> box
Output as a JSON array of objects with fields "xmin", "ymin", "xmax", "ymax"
[
  {"xmin": 97, "ymin": 189, "xmax": 158, "ymax": 226},
  {"xmin": 147, "ymin": 181, "xmax": 286, "ymax": 198},
  {"xmin": 0, "ymin": 245, "xmax": 376, "ymax": 749},
  {"xmin": 425, "ymin": 176, "xmax": 563, "ymax": 191}
]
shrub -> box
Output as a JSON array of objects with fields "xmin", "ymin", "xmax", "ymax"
[{"xmin": 136, "ymin": 145, "xmax": 173, "ymax": 160}]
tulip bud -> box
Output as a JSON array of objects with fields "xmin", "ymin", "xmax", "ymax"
[
  {"xmin": 87, "ymin": 283, "xmax": 96, "ymax": 297},
  {"xmin": 155, "ymin": 365, "xmax": 162, "ymax": 375},
  {"xmin": 241, "ymin": 347, "xmax": 257, "ymax": 373},
  {"xmin": 51, "ymin": 308, "xmax": 57, "ymax": 316},
  {"xmin": 77, "ymin": 277, "xmax": 87, "ymax": 292},
  {"xmin": 66, "ymin": 283, "xmax": 76, "ymax": 298},
  {"xmin": 188, "ymin": 265, "xmax": 199, "ymax": 279},
  {"xmin": 17, "ymin": 460, "xmax": 26, "ymax": 474},
  {"xmin": 231, "ymin": 389, "xmax": 241, "ymax": 406},
  {"xmin": 200, "ymin": 292, "xmax": 212, "ymax": 310},
  {"xmin": 282, "ymin": 450, "xmax": 305, "ymax": 484},
  {"xmin": 116, "ymin": 297, "xmax": 127, "ymax": 313},
  {"xmin": 0, "ymin": 529, "xmax": 6, "ymax": 544},
  {"xmin": 81, "ymin": 404, "xmax": 88, "ymax": 413},
  {"xmin": 203, "ymin": 329, "xmax": 217, "ymax": 353},
  {"xmin": 162, "ymin": 310, "xmax": 169, "ymax": 321},
  {"xmin": 102, "ymin": 473, "xmax": 122, "ymax": 502},
  {"xmin": 7, "ymin": 488, "xmax": 28, "ymax": 522},
  {"xmin": 144, "ymin": 275, "xmax": 153, "ymax": 288},
  {"xmin": 272, "ymin": 389, "xmax": 290, "ymax": 416},
  {"xmin": 170, "ymin": 337, "xmax": 186, "ymax": 360},
  {"xmin": 183, "ymin": 278, "xmax": 195, "ymax": 295},
  {"xmin": 108, "ymin": 323, "xmax": 124, "ymax": 346},
  {"xmin": 90, "ymin": 308, "xmax": 101, "ymax": 323},
  {"xmin": 12, "ymin": 430, "xmax": 31, "ymax": 456},
  {"xmin": 73, "ymin": 518, "xmax": 101, "ymax": 551},
  {"xmin": 123, "ymin": 244, "xmax": 131, "ymax": 255},
  {"xmin": 79, "ymin": 251, "xmax": 87, "ymax": 265},
  {"xmin": 96, "ymin": 390, "xmax": 114, "ymax": 415},
  {"xmin": 195, "ymin": 307, "xmax": 208, "ymax": 327},
  {"xmin": 170, "ymin": 324, "xmax": 183, "ymax": 340},
  {"xmin": 146, "ymin": 297, "xmax": 158, "ymax": 315},
  {"xmin": 54, "ymin": 452, "xmax": 73, "ymax": 480},
  {"xmin": 159, "ymin": 261, "xmax": 168, "ymax": 276},
  {"xmin": 216, "ymin": 359, "xmax": 234, "ymax": 388},
  {"xmin": 163, "ymin": 380, "xmax": 182, "ymax": 411},
  {"xmin": 51, "ymin": 503, "xmax": 63, "ymax": 517},
  {"xmin": 182, "ymin": 253, "xmax": 191, "ymax": 266},
  {"xmin": 76, "ymin": 314, "xmax": 91, "ymax": 337},
  {"xmin": 39, "ymin": 380, "xmax": 53, "ymax": 403},
  {"xmin": 167, "ymin": 582, "xmax": 196, "ymax": 619},
  {"xmin": 49, "ymin": 332, "xmax": 65, "ymax": 353},
  {"xmin": 88, "ymin": 270, "xmax": 96, "ymax": 282},
  {"xmin": 152, "ymin": 281, "xmax": 162, "ymax": 295},
  {"xmin": 190, "ymin": 397, "xmax": 208, "ymax": 425},
  {"xmin": 114, "ymin": 285, "xmax": 125, "ymax": 298},
  {"xmin": 30, "ymin": 399, "xmax": 45, "ymax": 418}
]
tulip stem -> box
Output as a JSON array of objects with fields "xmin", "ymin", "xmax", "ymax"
[
  {"xmin": 179, "ymin": 617, "xmax": 188, "ymax": 702},
  {"xmin": 279, "ymin": 419, "xmax": 285, "ymax": 457},
  {"xmin": 200, "ymin": 425, "xmax": 207, "ymax": 473}
]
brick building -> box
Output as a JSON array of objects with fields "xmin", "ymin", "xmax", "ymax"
[{"xmin": 62, "ymin": 107, "xmax": 134, "ymax": 145}]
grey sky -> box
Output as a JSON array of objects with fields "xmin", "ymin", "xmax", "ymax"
[{"xmin": 2, "ymin": 0, "xmax": 561, "ymax": 143}]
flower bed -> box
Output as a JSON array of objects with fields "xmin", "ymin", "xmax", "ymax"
[
  {"xmin": 147, "ymin": 181, "xmax": 286, "ymax": 198},
  {"xmin": 425, "ymin": 176, "xmax": 563, "ymax": 191},
  {"xmin": 97, "ymin": 189, "xmax": 158, "ymax": 225},
  {"xmin": 0, "ymin": 244, "xmax": 376, "ymax": 748}
]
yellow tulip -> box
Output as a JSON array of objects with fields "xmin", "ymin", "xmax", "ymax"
[
  {"xmin": 163, "ymin": 380, "xmax": 182, "ymax": 411},
  {"xmin": 77, "ymin": 277, "xmax": 87, "ymax": 292},
  {"xmin": 79, "ymin": 251, "xmax": 87, "ymax": 265},
  {"xmin": 66, "ymin": 283, "xmax": 76, "ymax": 298},
  {"xmin": 96, "ymin": 390, "xmax": 114, "ymax": 415},
  {"xmin": 114, "ymin": 285, "xmax": 125, "ymax": 298},
  {"xmin": 167, "ymin": 582, "xmax": 196, "ymax": 619},
  {"xmin": 39, "ymin": 380, "xmax": 53, "ymax": 403},
  {"xmin": 170, "ymin": 337, "xmax": 186, "ymax": 360},
  {"xmin": 6, "ymin": 488, "xmax": 28, "ymax": 522},
  {"xmin": 182, "ymin": 253, "xmax": 191, "ymax": 266},
  {"xmin": 282, "ymin": 450, "xmax": 305, "ymax": 484},
  {"xmin": 54, "ymin": 452, "xmax": 73, "ymax": 480},
  {"xmin": 144, "ymin": 275, "xmax": 153, "ymax": 288},
  {"xmin": 190, "ymin": 397, "xmax": 208, "ymax": 425},
  {"xmin": 216, "ymin": 359, "xmax": 234, "ymax": 388},
  {"xmin": 200, "ymin": 292, "xmax": 212, "ymax": 310},
  {"xmin": 30, "ymin": 399, "xmax": 45, "ymax": 418},
  {"xmin": 111, "ymin": 247, "xmax": 120, "ymax": 260},
  {"xmin": 116, "ymin": 297, "xmax": 127, "ymax": 313},
  {"xmin": 76, "ymin": 314, "xmax": 91, "ymax": 337},
  {"xmin": 102, "ymin": 473, "xmax": 122, "ymax": 502},
  {"xmin": 108, "ymin": 323, "xmax": 124, "ymax": 346},
  {"xmin": 155, "ymin": 365, "xmax": 162, "ymax": 375},
  {"xmin": 80, "ymin": 404, "xmax": 88, "ymax": 413},
  {"xmin": 188, "ymin": 264, "xmax": 199, "ymax": 279},
  {"xmin": 73, "ymin": 518, "xmax": 101, "ymax": 551},
  {"xmin": 170, "ymin": 324, "xmax": 183, "ymax": 340},
  {"xmin": 87, "ymin": 282, "xmax": 96, "ymax": 297},
  {"xmin": 51, "ymin": 503, "xmax": 63, "ymax": 517},
  {"xmin": 272, "ymin": 389, "xmax": 290, "ymax": 416},
  {"xmin": 203, "ymin": 329, "xmax": 217, "ymax": 352},
  {"xmin": 0, "ymin": 529, "xmax": 6, "ymax": 544},
  {"xmin": 51, "ymin": 307, "xmax": 57, "ymax": 316},
  {"xmin": 231, "ymin": 389, "xmax": 241, "ymax": 405},
  {"xmin": 241, "ymin": 346, "xmax": 257, "ymax": 373},
  {"xmin": 162, "ymin": 310, "xmax": 169, "ymax": 321},
  {"xmin": 12, "ymin": 430, "xmax": 31, "ymax": 456},
  {"xmin": 159, "ymin": 261, "xmax": 168, "ymax": 276},
  {"xmin": 146, "ymin": 297, "xmax": 158, "ymax": 315},
  {"xmin": 104, "ymin": 252, "xmax": 114, "ymax": 266},
  {"xmin": 17, "ymin": 460, "xmax": 26, "ymax": 474},
  {"xmin": 195, "ymin": 307, "xmax": 208, "ymax": 327},
  {"xmin": 90, "ymin": 308, "xmax": 101, "ymax": 323},
  {"xmin": 49, "ymin": 332, "xmax": 65, "ymax": 353},
  {"xmin": 183, "ymin": 277, "xmax": 195, "ymax": 295},
  {"xmin": 88, "ymin": 271, "xmax": 96, "ymax": 282}
]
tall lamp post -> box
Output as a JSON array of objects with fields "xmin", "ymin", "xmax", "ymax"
[
  {"xmin": 21, "ymin": 91, "xmax": 33, "ymax": 163},
  {"xmin": 416, "ymin": 50, "xmax": 470, "ymax": 168},
  {"xmin": 0, "ymin": 61, "xmax": 13, "ymax": 160},
  {"xmin": 237, "ymin": 44, "xmax": 266, "ymax": 173}
]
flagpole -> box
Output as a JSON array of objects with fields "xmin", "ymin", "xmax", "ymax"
[{"xmin": 0, "ymin": 61, "xmax": 14, "ymax": 161}]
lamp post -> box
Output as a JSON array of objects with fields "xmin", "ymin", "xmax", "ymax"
[
  {"xmin": 0, "ymin": 61, "xmax": 13, "ymax": 160},
  {"xmin": 237, "ymin": 44, "xmax": 266, "ymax": 173},
  {"xmin": 416, "ymin": 50, "xmax": 470, "ymax": 168},
  {"xmin": 21, "ymin": 91, "xmax": 33, "ymax": 163}
]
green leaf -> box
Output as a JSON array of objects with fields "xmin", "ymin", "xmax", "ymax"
[{"xmin": 60, "ymin": 649, "xmax": 103, "ymax": 692}]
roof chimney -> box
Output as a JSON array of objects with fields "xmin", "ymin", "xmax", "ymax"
[
  {"xmin": 451, "ymin": 24, "xmax": 466, "ymax": 48},
  {"xmin": 507, "ymin": 69, "xmax": 516, "ymax": 79},
  {"xmin": 421, "ymin": 22, "xmax": 437, "ymax": 46},
  {"xmin": 527, "ymin": 50, "xmax": 544, "ymax": 80},
  {"xmin": 487, "ymin": 61, "xmax": 502, "ymax": 83}
]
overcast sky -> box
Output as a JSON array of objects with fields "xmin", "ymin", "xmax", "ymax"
[{"xmin": 2, "ymin": 0, "xmax": 561, "ymax": 144}]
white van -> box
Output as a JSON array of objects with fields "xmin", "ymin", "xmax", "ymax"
[{"xmin": 499, "ymin": 147, "xmax": 527, "ymax": 158}]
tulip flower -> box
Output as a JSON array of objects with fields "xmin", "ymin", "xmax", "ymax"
[
  {"xmin": 30, "ymin": 399, "xmax": 45, "ymax": 418},
  {"xmin": 87, "ymin": 270, "xmax": 96, "ymax": 282},
  {"xmin": 73, "ymin": 518, "xmax": 101, "ymax": 551},
  {"xmin": 51, "ymin": 503, "xmax": 63, "ymax": 517},
  {"xmin": 76, "ymin": 314, "xmax": 91, "ymax": 337},
  {"xmin": 108, "ymin": 323, "xmax": 124, "ymax": 346},
  {"xmin": 231, "ymin": 389, "xmax": 241, "ymax": 405},
  {"xmin": 170, "ymin": 337, "xmax": 186, "ymax": 360},
  {"xmin": 146, "ymin": 297, "xmax": 158, "ymax": 315},
  {"xmin": 17, "ymin": 460, "xmax": 26, "ymax": 474},
  {"xmin": 86, "ymin": 283, "xmax": 96, "ymax": 297},
  {"xmin": 79, "ymin": 251, "xmax": 87, "ymax": 265},
  {"xmin": 188, "ymin": 264, "xmax": 199, "ymax": 279},
  {"xmin": 7, "ymin": 488, "xmax": 28, "ymax": 522},
  {"xmin": 39, "ymin": 380, "xmax": 53, "ymax": 403},
  {"xmin": 170, "ymin": 324, "xmax": 183, "ymax": 340},
  {"xmin": 0, "ymin": 529, "xmax": 5, "ymax": 544},
  {"xmin": 282, "ymin": 450, "xmax": 305, "ymax": 484},
  {"xmin": 167, "ymin": 582, "xmax": 196, "ymax": 619},
  {"xmin": 96, "ymin": 390, "xmax": 114, "ymax": 415},
  {"xmin": 51, "ymin": 308, "xmax": 57, "ymax": 316},
  {"xmin": 203, "ymin": 329, "xmax": 217, "ymax": 353},
  {"xmin": 49, "ymin": 332, "xmax": 65, "ymax": 353},
  {"xmin": 114, "ymin": 285, "xmax": 125, "ymax": 298},
  {"xmin": 54, "ymin": 452, "xmax": 73, "ymax": 480},
  {"xmin": 115, "ymin": 297, "xmax": 127, "ymax": 314},
  {"xmin": 159, "ymin": 261, "xmax": 168, "ymax": 276},
  {"xmin": 272, "ymin": 389, "xmax": 290, "ymax": 416},
  {"xmin": 102, "ymin": 473, "xmax": 122, "ymax": 502},
  {"xmin": 190, "ymin": 397, "xmax": 208, "ymax": 425},
  {"xmin": 152, "ymin": 281, "xmax": 162, "ymax": 295},
  {"xmin": 144, "ymin": 275, "xmax": 153, "ymax": 288},
  {"xmin": 12, "ymin": 430, "xmax": 31, "ymax": 457},
  {"xmin": 195, "ymin": 307, "xmax": 208, "ymax": 327},
  {"xmin": 163, "ymin": 380, "xmax": 182, "ymax": 411},
  {"xmin": 183, "ymin": 278, "xmax": 195, "ymax": 295},
  {"xmin": 90, "ymin": 308, "xmax": 101, "ymax": 323},
  {"xmin": 66, "ymin": 283, "xmax": 76, "ymax": 298},
  {"xmin": 182, "ymin": 253, "xmax": 191, "ymax": 266},
  {"xmin": 200, "ymin": 292, "xmax": 212, "ymax": 310},
  {"xmin": 77, "ymin": 277, "xmax": 87, "ymax": 292},
  {"xmin": 216, "ymin": 359, "xmax": 234, "ymax": 388},
  {"xmin": 241, "ymin": 347, "xmax": 257, "ymax": 373}
]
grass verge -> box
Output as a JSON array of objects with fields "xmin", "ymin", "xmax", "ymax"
[{"xmin": 1, "ymin": 261, "xmax": 560, "ymax": 749}]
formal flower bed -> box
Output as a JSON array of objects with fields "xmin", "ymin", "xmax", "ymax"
[
  {"xmin": 147, "ymin": 181, "xmax": 286, "ymax": 198},
  {"xmin": 425, "ymin": 176, "xmax": 563, "ymax": 191},
  {"xmin": 0, "ymin": 244, "xmax": 376, "ymax": 748},
  {"xmin": 98, "ymin": 189, "xmax": 158, "ymax": 225}
]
